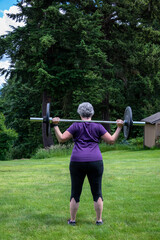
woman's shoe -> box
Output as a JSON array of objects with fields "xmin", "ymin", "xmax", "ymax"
[
  {"xmin": 96, "ymin": 220, "xmax": 103, "ymax": 225},
  {"xmin": 68, "ymin": 219, "xmax": 76, "ymax": 226}
]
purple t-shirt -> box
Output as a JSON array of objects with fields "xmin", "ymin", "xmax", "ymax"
[{"xmin": 67, "ymin": 122, "xmax": 107, "ymax": 162}]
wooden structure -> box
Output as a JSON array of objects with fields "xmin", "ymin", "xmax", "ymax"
[{"xmin": 141, "ymin": 112, "xmax": 160, "ymax": 148}]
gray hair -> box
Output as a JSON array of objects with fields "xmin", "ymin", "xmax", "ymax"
[{"xmin": 77, "ymin": 102, "xmax": 94, "ymax": 118}]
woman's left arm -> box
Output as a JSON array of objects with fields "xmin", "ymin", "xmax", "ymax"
[
  {"xmin": 54, "ymin": 126, "xmax": 72, "ymax": 143},
  {"xmin": 52, "ymin": 117, "xmax": 73, "ymax": 143}
]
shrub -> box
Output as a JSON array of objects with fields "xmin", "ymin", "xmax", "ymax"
[
  {"xmin": 32, "ymin": 144, "xmax": 73, "ymax": 159},
  {"xmin": 0, "ymin": 113, "xmax": 18, "ymax": 160}
]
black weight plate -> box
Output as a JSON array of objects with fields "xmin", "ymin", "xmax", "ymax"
[
  {"xmin": 123, "ymin": 106, "xmax": 133, "ymax": 139},
  {"xmin": 46, "ymin": 103, "xmax": 51, "ymax": 137}
]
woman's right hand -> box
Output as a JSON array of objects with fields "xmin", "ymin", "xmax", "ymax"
[{"xmin": 116, "ymin": 119, "xmax": 124, "ymax": 129}]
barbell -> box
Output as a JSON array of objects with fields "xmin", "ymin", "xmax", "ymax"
[{"xmin": 30, "ymin": 103, "xmax": 146, "ymax": 139}]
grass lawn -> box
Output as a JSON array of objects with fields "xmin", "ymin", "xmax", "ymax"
[{"xmin": 0, "ymin": 149, "xmax": 160, "ymax": 240}]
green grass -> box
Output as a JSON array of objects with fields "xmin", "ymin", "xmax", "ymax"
[{"xmin": 0, "ymin": 149, "xmax": 160, "ymax": 240}]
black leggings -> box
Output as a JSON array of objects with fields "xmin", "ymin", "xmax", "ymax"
[{"xmin": 69, "ymin": 161, "xmax": 104, "ymax": 203}]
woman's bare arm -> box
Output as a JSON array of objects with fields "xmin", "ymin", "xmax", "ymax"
[
  {"xmin": 54, "ymin": 126, "xmax": 72, "ymax": 143},
  {"xmin": 101, "ymin": 119, "xmax": 123, "ymax": 144},
  {"xmin": 52, "ymin": 117, "xmax": 72, "ymax": 143}
]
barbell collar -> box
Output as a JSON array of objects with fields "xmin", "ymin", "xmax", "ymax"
[
  {"xmin": 30, "ymin": 117, "xmax": 46, "ymax": 122},
  {"xmin": 132, "ymin": 121, "xmax": 145, "ymax": 126}
]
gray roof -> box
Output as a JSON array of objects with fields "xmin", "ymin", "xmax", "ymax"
[{"xmin": 141, "ymin": 112, "xmax": 160, "ymax": 124}]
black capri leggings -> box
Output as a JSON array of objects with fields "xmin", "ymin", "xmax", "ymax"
[{"xmin": 69, "ymin": 160, "xmax": 104, "ymax": 203}]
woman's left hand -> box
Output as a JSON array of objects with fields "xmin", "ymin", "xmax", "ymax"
[{"xmin": 52, "ymin": 117, "xmax": 60, "ymax": 125}]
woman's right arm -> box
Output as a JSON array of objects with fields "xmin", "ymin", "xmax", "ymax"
[{"xmin": 101, "ymin": 119, "xmax": 123, "ymax": 144}]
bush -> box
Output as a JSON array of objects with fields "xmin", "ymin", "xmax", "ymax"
[
  {"xmin": 0, "ymin": 113, "xmax": 18, "ymax": 160},
  {"xmin": 32, "ymin": 143, "xmax": 73, "ymax": 159},
  {"xmin": 127, "ymin": 137, "xmax": 144, "ymax": 148}
]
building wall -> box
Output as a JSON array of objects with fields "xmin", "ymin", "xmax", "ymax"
[
  {"xmin": 156, "ymin": 124, "xmax": 160, "ymax": 138},
  {"xmin": 144, "ymin": 124, "xmax": 156, "ymax": 148},
  {"xmin": 144, "ymin": 123, "xmax": 160, "ymax": 148}
]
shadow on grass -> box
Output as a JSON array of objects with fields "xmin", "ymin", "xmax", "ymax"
[
  {"xmin": 28, "ymin": 213, "xmax": 68, "ymax": 226},
  {"xmin": 28, "ymin": 212, "xmax": 99, "ymax": 227}
]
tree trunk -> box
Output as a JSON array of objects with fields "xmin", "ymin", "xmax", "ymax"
[{"xmin": 42, "ymin": 91, "xmax": 54, "ymax": 148}]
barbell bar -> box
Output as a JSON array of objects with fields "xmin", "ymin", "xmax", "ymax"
[{"xmin": 30, "ymin": 104, "xmax": 146, "ymax": 139}]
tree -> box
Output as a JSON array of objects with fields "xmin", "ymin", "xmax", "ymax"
[
  {"xmin": 0, "ymin": 0, "xmax": 108, "ymax": 156},
  {"xmin": 99, "ymin": 0, "xmax": 160, "ymax": 135},
  {"xmin": 0, "ymin": 113, "xmax": 18, "ymax": 160}
]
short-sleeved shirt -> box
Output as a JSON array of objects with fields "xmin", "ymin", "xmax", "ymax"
[{"xmin": 67, "ymin": 122, "xmax": 107, "ymax": 162}]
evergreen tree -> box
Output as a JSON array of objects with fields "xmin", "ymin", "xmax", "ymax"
[
  {"xmin": 0, "ymin": 113, "xmax": 17, "ymax": 160},
  {"xmin": 99, "ymin": 0, "xmax": 160, "ymax": 135},
  {"xmin": 0, "ymin": 0, "xmax": 108, "ymax": 157}
]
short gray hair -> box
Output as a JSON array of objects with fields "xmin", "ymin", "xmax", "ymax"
[{"xmin": 77, "ymin": 102, "xmax": 94, "ymax": 118}]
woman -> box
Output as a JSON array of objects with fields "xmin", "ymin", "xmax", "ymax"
[{"xmin": 52, "ymin": 102, "xmax": 123, "ymax": 226}]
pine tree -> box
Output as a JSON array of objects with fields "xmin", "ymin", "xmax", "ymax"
[{"xmin": 0, "ymin": 0, "xmax": 108, "ymax": 156}]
